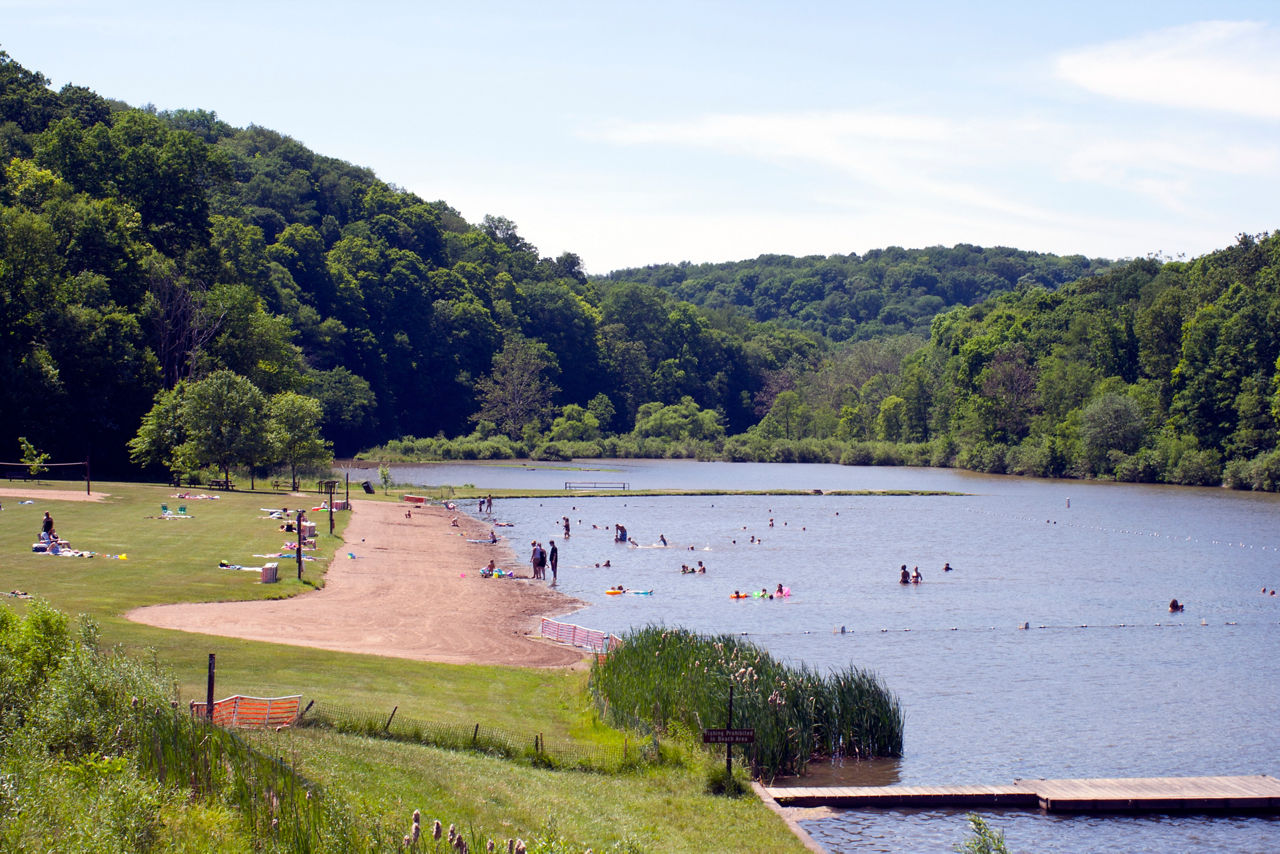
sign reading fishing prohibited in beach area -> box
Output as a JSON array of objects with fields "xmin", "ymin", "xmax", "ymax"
[{"xmin": 703, "ymin": 728, "xmax": 755, "ymax": 744}]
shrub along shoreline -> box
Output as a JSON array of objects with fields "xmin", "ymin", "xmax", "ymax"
[{"xmin": 590, "ymin": 626, "xmax": 904, "ymax": 783}]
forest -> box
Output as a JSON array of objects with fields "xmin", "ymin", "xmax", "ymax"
[{"xmin": 3, "ymin": 51, "xmax": 1280, "ymax": 490}]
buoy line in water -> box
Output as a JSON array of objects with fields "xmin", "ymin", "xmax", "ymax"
[
  {"xmin": 963, "ymin": 507, "xmax": 1280, "ymax": 552},
  {"xmin": 707, "ymin": 620, "xmax": 1280, "ymax": 638}
]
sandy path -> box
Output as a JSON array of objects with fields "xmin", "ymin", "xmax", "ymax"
[
  {"xmin": 0, "ymin": 486, "xmax": 106, "ymax": 502},
  {"xmin": 128, "ymin": 500, "xmax": 588, "ymax": 667}
]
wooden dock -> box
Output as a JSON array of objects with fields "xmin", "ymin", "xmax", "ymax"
[{"xmin": 765, "ymin": 775, "xmax": 1280, "ymax": 813}]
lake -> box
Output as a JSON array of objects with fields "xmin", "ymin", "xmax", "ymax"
[{"xmin": 340, "ymin": 459, "xmax": 1280, "ymax": 853}]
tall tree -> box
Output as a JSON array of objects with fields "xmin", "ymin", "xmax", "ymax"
[
  {"xmin": 470, "ymin": 337, "xmax": 559, "ymax": 438},
  {"xmin": 268, "ymin": 391, "xmax": 332, "ymax": 487},
  {"xmin": 178, "ymin": 369, "xmax": 266, "ymax": 484}
]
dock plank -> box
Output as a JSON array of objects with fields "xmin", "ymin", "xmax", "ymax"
[{"xmin": 765, "ymin": 775, "xmax": 1280, "ymax": 813}]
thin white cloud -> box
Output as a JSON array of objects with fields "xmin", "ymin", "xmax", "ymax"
[
  {"xmin": 590, "ymin": 108, "xmax": 1279, "ymax": 221},
  {"xmin": 1055, "ymin": 20, "xmax": 1280, "ymax": 119},
  {"xmin": 594, "ymin": 111, "xmax": 1053, "ymax": 221}
]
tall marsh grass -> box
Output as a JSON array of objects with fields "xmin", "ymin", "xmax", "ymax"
[{"xmin": 589, "ymin": 626, "xmax": 903, "ymax": 781}]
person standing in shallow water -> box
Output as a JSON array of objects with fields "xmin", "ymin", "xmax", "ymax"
[
  {"xmin": 549, "ymin": 539, "xmax": 559, "ymax": 584},
  {"xmin": 530, "ymin": 541, "xmax": 542, "ymax": 579}
]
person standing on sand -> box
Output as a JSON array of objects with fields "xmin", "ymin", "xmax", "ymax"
[{"xmin": 549, "ymin": 539, "xmax": 559, "ymax": 584}]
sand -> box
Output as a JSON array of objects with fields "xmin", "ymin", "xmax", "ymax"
[
  {"xmin": 127, "ymin": 499, "xmax": 589, "ymax": 668},
  {"xmin": 0, "ymin": 486, "xmax": 106, "ymax": 502}
]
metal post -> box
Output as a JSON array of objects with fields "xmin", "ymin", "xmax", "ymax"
[
  {"xmin": 296, "ymin": 510, "xmax": 304, "ymax": 580},
  {"xmin": 85, "ymin": 456, "xmax": 91, "ymax": 495},
  {"xmin": 726, "ymin": 685, "xmax": 734, "ymax": 777},
  {"xmin": 328, "ymin": 482, "xmax": 335, "ymax": 535},
  {"xmin": 206, "ymin": 653, "xmax": 215, "ymax": 721}
]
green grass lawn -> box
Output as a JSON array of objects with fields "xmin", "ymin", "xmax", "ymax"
[
  {"xmin": 0, "ymin": 480, "xmax": 810, "ymax": 852},
  {"xmin": 259, "ymin": 728, "xmax": 804, "ymax": 854}
]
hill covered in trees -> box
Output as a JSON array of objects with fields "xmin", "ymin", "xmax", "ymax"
[
  {"xmin": 0, "ymin": 52, "xmax": 820, "ymax": 475},
  {"xmin": 717, "ymin": 233, "xmax": 1280, "ymax": 489},
  {"xmin": 598, "ymin": 246, "xmax": 1111, "ymax": 341}
]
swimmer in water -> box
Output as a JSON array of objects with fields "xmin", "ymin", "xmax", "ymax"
[
  {"xmin": 659, "ymin": 534, "xmax": 668, "ymax": 546},
  {"xmin": 912, "ymin": 566, "xmax": 922, "ymax": 584},
  {"xmin": 943, "ymin": 562, "xmax": 953, "ymax": 572},
  {"xmin": 900, "ymin": 565, "xmax": 911, "ymax": 584},
  {"xmin": 1169, "ymin": 598, "xmax": 1185, "ymax": 612}
]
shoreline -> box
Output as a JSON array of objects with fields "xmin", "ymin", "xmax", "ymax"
[{"xmin": 127, "ymin": 499, "xmax": 589, "ymax": 668}]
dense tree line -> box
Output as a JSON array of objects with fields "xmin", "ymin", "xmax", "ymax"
[
  {"xmin": 599, "ymin": 246, "xmax": 1110, "ymax": 342},
  {"xmin": 380, "ymin": 233, "xmax": 1280, "ymax": 493},
  {"xmin": 723, "ymin": 233, "xmax": 1280, "ymax": 489}
]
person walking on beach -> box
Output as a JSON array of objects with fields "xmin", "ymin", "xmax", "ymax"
[{"xmin": 549, "ymin": 539, "xmax": 559, "ymax": 584}]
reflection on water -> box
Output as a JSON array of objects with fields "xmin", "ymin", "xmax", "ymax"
[{"xmin": 360, "ymin": 460, "xmax": 1280, "ymax": 853}]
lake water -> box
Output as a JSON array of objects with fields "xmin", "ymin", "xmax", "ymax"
[{"xmin": 341, "ymin": 459, "xmax": 1280, "ymax": 853}]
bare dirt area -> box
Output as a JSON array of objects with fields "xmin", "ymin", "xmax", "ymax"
[
  {"xmin": 128, "ymin": 500, "xmax": 588, "ymax": 667},
  {"xmin": 0, "ymin": 486, "xmax": 106, "ymax": 502}
]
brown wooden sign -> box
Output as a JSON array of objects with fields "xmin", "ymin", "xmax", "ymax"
[{"xmin": 703, "ymin": 728, "xmax": 755, "ymax": 744}]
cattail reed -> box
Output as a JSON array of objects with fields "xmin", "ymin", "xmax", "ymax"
[{"xmin": 589, "ymin": 625, "xmax": 903, "ymax": 779}]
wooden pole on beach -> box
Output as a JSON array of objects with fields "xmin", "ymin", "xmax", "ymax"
[
  {"xmin": 295, "ymin": 510, "xmax": 304, "ymax": 580},
  {"xmin": 206, "ymin": 653, "xmax": 215, "ymax": 721},
  {"xmin": 327, "ymin": 481, "xmax": 335, "ymax": 535}
]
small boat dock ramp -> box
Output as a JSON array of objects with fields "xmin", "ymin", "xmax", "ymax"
[{"xmin": 764, "ymin": 775, "xmax": 1280, "ymax": 813}]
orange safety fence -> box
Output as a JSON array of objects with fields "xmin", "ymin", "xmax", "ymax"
[
  {"xmin": 539, "ymin": 618, "xmax": 622, "ymax": 653},
  {"xmin": 189, "ymin": 694, "xmax": 303, "ymax": 727}
]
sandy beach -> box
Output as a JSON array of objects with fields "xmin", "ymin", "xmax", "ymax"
[
  {"xmin": 128, "ymin": 499, "xmax": 588, "ymax": 667},
  {"xmin": 0, "ymin": 486, "xmax": 106, "ymax": 502}
]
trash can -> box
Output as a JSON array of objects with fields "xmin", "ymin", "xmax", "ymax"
[
  {"xmin": 361, "ymin": 480, "xmax": 375, "ymax": 494},
  {"xmin": 261, "ymin": 562, "xmax": 279, "ymax": 584}
]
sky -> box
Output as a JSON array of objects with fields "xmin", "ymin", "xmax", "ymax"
[{"xmin": 5, "ymin": 1, "xmax": 1280, "ymax": 273}]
